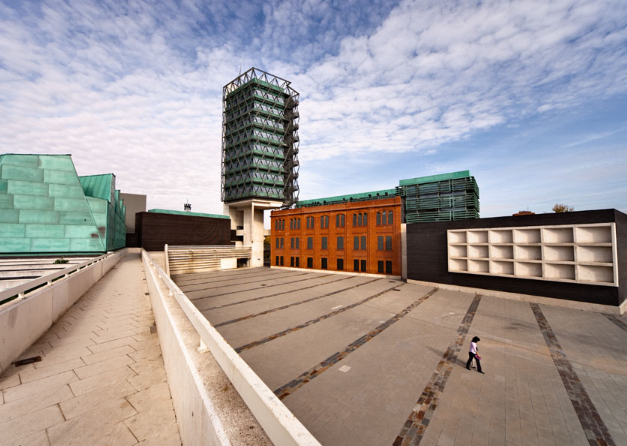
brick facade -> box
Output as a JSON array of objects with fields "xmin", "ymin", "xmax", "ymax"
[{"xmin": 271, "ymin": 198, "xmax": 402, "ymax": 276}]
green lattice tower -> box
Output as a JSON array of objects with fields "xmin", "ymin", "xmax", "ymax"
[{"xmin": 221, "ymin": 68, "xmax": 300, "ymax": 207}]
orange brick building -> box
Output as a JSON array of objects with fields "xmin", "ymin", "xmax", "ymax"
[{"xmin": 270, "ymin": 197, "xmax": 402, "ymax": 276}]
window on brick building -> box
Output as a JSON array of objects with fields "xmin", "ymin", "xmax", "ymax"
[
  {"xmin": 354, "ymin": 259, "xmax": 359, "ymax": 272},
  {"xmin": 307, "ymin": 237, "xmax": 313, "ymax": 249},
  {"xmin": 296, "ymin": 257, "xmax": 300, "ymax": 267},
  {"xmin": 378, "ymin": 261, "xmax": 384, "ymax": 273},
  {"xmin": 386, "ymin": 261, "xmax": 392, "ymax": 274},
  {"xmin": 361, "ymin": 260, "xmax": 367, "ymax": 272},
  {"xmin": 321, "ymin": 258, "xmax": 328, "ymax": 269},
  {"xmin": 378, "ymin": 236, "xmax": 383, "ymax": 250},
  {"xmin": 337, "ymin": 236, "xmax": 344, "ymax": 250},
  {"xmin": 386, "ymin": 236, "xmax": 392, "ymax": 251},
  {"xmin": 321, "ymin": 237, "xmax": 327, "ymax": 249},
  {"xmin": 354, "ymin": 236, "xmax": 359, "ymax": 250},
  {"xmin": 307, "ymin": 257, "xmax": 313, "ymax": 268},
  {"xmin": 337, "ymin": 259, "xmax": 344, "ymax": 270},
  {"xmin": 361, "ymin": 236, "xmax": 366, "ymax": 250}
]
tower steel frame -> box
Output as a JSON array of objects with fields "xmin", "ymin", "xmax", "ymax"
[{"xmin": 221, "ymin": 67, "xmax": 300, "ymax": 207}]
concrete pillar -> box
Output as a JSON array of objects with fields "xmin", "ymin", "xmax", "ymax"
[{"xmin": 225, "ymin": 199, "xmax": 282, "ymax": 268}]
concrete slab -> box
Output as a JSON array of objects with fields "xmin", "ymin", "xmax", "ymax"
[
  {"xmin": 0, "ymin": 252, "xmax": 181, "ymax": 446},
  {"xmin": 174, "ymin": 266, "xmax": 627, "ymax": 446}
]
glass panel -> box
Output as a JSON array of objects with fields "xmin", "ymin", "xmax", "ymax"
[
  {"xmin": 361, "ymin": 236, "xmax": 366, "ymax": 250},
  {"xmin": 382, "ymin": 212, "xmax": 387, "ymax": 225},
  {"xmin": 386, "ymin": 236, "xmax": 392, "ymax": 250},
  {"xmin": 377, "ymin": 212, "xmax": 381, "ymax": 225},
  {"xmin": 378, "ymin": 236, "xmax": 383, "ymax": 250}
]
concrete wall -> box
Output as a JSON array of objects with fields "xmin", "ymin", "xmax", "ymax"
[
  {"xmin": 406, "ymin": 209, "xmax": 626, "ymax": 308},
  {"xmin": 142, "ymin": 251, "xmax": 321, "ymax": 446},
  {"xmin": 0, "ymin": 249, "xmax": 126, "ymax": 373},
  {"xmin": 120, "ymin": 192, "xmax": 146, "ymax": 234}
]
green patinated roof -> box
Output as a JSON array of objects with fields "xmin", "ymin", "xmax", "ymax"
[
  {"xmin": 148, "ymin": 209, "xmax": 230, "ymax": 220},
  {"xmin": 80, "ymin": 174, "xmax": 113, "ymax": 201},
  {"xmin": 399, "ymin": 170, "xmax": 471, "ymax": 186},
  {"xmin": 298, "ymin": 188, "xmax": 399, "ymax": 206},
  {"xmin": 297, "ymin": 171, "xmax": 474, "ymax": 208}
]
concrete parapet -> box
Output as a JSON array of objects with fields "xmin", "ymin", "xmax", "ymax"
[
  {"xmin": 0, "ymin": 249, "xmax": 127, "ymax": 374},
  {"xmin": 142, "ymin": 250, "xmax": 321, "ymax": 446}
]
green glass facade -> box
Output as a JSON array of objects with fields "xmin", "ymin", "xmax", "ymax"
[
  {"xmin": 0, "ymin": 154, "xmax": 126, "ymax": 254},
  {"xmin": 222, "ymin": 68, "xmax": 300, "ymax": 206}
]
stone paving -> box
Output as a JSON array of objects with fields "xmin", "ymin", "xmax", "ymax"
[
  {"xmin": 174, "ymin": 267, "xmax": 627, "ymax": 446},
  {"xmin": 0, "ymin": 251, "xmax": 181, "ymax": 446}
]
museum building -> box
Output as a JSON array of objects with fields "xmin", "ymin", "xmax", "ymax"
[{"xmin": 271, "ymin": 197, "xmax": 402, "ymax": 276}]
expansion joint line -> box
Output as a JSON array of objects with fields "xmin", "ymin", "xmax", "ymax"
[
  {"xmin": 394, "ymin": 294, "xmax": 482, "ymax": 446},
  {"xmin": 235, "ymin": 282, "xmax": 405, "ymax": 353},
  {"xmin": 206, "ymin": 275, "xmax": 360, "ymax": 311},
  {"xmin": 274, "ymin": 287, "xmax": 439, "ymax": 400},
  {"xmin": 187, "ymin": 273, "xmax": 325, "ymax": 300},
  {"xmin": 174, "ymin": 269, "xmax": 288, "ymax": 286},
  {"xmin": 214, "ymin": 276, "xmax": 374, "ymax": 326},
  {"xmin": 531, "ymin": 303, "xmax": 616, "ymax": 446},
  {"xmin": 603, "ymin": 314, "xmax": 627, "ymax": 334}
]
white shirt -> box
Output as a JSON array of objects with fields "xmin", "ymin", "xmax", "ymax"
[{"xmin": 469, "ymin": 342, "xmax": 478, "ymax": 354}]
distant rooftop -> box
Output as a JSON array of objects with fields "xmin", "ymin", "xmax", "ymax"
[
  {"xmin": 148, "ymin": 209, "xmax": 230, "ymax": 220},
  {"xmin": 297, "ymin": 170, "xmax": 473, "ymax": 207}
]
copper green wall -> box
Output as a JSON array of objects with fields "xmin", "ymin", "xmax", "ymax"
[{"xmin": 0, "ymin": 154, "xmax": 125, "ymax": 254}]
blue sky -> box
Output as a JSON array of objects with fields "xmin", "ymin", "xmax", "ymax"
[{"xmin": 0, "ymin": 0, "xmax": 626, "ymax": 218}]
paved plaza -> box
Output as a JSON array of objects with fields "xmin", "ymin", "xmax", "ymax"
[
  {"xmin": 174, "ymin": 267, "xmax": 627, "ymax": 446},
  {"xmin": 0, "ymin": 252, "xmax": 181, "ymax": 446}
]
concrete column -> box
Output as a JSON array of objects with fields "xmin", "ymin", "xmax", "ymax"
[
  {"xmin": 225, "ymin": 199, "xmax": 282, "ymax": 268},
  {"xmin": 401, "ymin": 223, "xmax": 407, "ymax": 280}
]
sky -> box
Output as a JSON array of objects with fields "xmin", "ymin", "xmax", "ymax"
[{"xmin": 0, "ymin": 0, "xmax": 626, "ymax": 220}]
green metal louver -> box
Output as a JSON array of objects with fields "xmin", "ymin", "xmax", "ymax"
[{"xmin": 221, "ymin": 69, "xmax": 300, "ymax": 207}]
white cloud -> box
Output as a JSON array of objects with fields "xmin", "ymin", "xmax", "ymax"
[{"xmin": 0, "ymin": 0, "xmax": 625, "ymax": 216}]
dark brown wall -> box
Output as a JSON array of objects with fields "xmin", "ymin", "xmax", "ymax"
[
  {"xmin": 135, "ymin": 212, "xmax": 232, "ymax": 251},
  {"xmin": 407, "ymin": 209, "xmax": 625, "ymax": 307}
]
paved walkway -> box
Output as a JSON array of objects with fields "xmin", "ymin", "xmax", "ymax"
[
  {"xmin": 174, "ymin": 267, "xmax": 627, "ymax": 446},
  {"xmin": 0, "ymin": 251, "xmax": 181, "ymax": 446}
]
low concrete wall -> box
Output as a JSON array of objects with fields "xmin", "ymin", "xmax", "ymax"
[
  {"xmin": 142, "ymin": 251, "xmax": 231, "ymax": 446},
  {"xmin": 142, "ymin": 250, "xmax": 320, "ymax": 446},
  {"xmin": 0, "ymin": 249, "xmax": 127, "ymax": 374}
]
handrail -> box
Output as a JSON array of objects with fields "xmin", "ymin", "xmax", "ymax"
[
  {"xmin": 142, "ymin": 250, "xmax": 320, "ymax": 446},
  {"xmin": 0, "ymin": 252, "xmax": 112, "ymax": 309}
]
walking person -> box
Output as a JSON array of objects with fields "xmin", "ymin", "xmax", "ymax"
[{"xmin": 466, "ymin": 336, "xmax": 484, "ymax": 374}]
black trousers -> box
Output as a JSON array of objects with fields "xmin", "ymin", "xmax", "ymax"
[{"xmin": 466, "ymin": 352, "xmax": 482, "ymax": 372}]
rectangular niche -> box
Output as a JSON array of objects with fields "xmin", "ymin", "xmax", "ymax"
[
  {"xmin": 490, "ymin": 229, "xmax": 513, "ymax": 244},
  {"xmin": 448, "ymin": 231, "xmax": 467, "ymax": 244},
  {"xmin": 448, "ymin": 244, "xmax": 467, "ymax": 258},
  {"xmin": 448, "ymin": 222, "xmax": 617, "ymax": 286},
  {"xmin": 577, "ymin": 265, "xmax": 614, "ymax": 284},
  {"xmin": 490, "ymin": 260, "xmax": 514, "ymax": 275},
  {"xmin": 576, "ymin": 226, "xmax": 612, "ymax": 244},
  {"xmin": 467, "ymin": 245, "xmax": 489, "ymax": 259},
  {"xmin": 491, "ymin": 245, "xmax": 513, "ymax": 259},
  {"xmin": 467, "ymin": 230, "xmax": 488, "ymax": 244},
  {"xmin": 543, "ymin": 227, "xmax": 574, "ymax": 244},
  {"xmin": 576, "ymin": 246, "xmax": 613, "ymax": 263},
  {"xmin": 515, "ymin": 262, "xmax": 542, "ymax": 278},
  {"xmin": 544, "ymin": 245, "xmax": 575, "ymax": 262},
  {"xmin": 544, "ymin": 263, "xmax": 575, "ymax": 281},
  {"xmin": 468, "ymin": 259, "xmax": 489, "ymax": 273},
  {"xmin": 449, "ymin": 258, "xmax": 467, "ymax": 272},
  {"xmin": 513, "ymin": 228, "xmax": 541, "ymax": 244},
  {"xmin": 514, "ymin": 245, "xmax": 542, "ymax": 261}
]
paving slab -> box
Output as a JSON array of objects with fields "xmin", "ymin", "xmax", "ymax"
[
  {"xmin": 0, "ymin": 251, "xmax": 181, "ymax": 446},
  {"xmin": 174, "ymin": 266, "xmax": 627, "ymax": 446}
]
